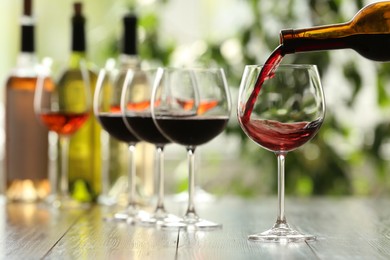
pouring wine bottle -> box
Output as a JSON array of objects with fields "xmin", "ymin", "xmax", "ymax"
[
  {"xmin": 57, "ymin": 2, "xmax": 101, "ymax": 202},
  {"xmin": 280, "ymin": 1, "xmax": 390, "ymax": 61},
  {"xmin": 4, "ymin": 0, "xmax": 50, "ymax": 202},
  {"xmin": 245, "ymin": 1, "xmax": 390, "ymax": 122}
]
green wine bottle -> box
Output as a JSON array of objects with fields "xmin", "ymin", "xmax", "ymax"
[{"xmin": 57, "ymin": 2, "xmax": 101, "ymax": 202}]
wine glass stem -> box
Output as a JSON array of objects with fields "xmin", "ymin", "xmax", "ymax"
[
  {"xmin": 59, "ymin": 136, "xmax": 70, "ymax": 197},
  {"xmin": 276, "ymin": 152, "xmax": 287, "ymax": 224},
  {"xmin": 128, "ymin": 143, "xmax": 137, "ymax": 207},
  {"xmin": 185, "ymin": 147, "xmax": 197, "ymax": 217},
  {"xmin": 155, "ymin": 145, "xmax": 166, "ymax": 213},
  {"xmin": 101, "ymin": 135, "xmax": 110, "ymax": 197}
]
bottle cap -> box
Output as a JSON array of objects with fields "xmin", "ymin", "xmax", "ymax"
[
  {"xmin": 24, "ymin": 0, "xmax": 32, "ymax": 16},
  {"xmin": 74, "ymin": 2, "xmax": 82, "ymax": 15}
]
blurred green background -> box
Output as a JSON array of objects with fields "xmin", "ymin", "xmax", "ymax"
[{"xmin": 2, "ymin": 0, "xmax": 390, "ymax": 197}]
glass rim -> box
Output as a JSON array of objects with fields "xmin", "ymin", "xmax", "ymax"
[
  {"xmin": 156, "ymin": 67, "xmax": 225, "ymax": 72},
  {"xmin": 97, "ymin": 67, "xmax": 226, "ymax": 73},
  {"xmin": 245, "ymin": 64, "xmax": 318, "ymax": 70}
]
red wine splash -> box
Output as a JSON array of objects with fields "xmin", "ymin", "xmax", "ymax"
[{"xmin": 242, "ymin": 45, "xmax": 284, "ymax": 123}]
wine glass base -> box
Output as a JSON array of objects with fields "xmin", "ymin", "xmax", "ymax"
[
  {"xmin": 97, "ymin": 194, "xmax": 117, "ymax": 206},
  {"xmin": 103, "ymin": 206, "xmax": 150, "ymax": 224},
  {"xmin": 48, "ymin": 194, "xmax": 90, "ymax": 209},
  {"xmin": 171, "ymin": 187, "xmax": 216, "ymax": 203},
  {"xmin": 163, "ymin": 214, "xmax": 222, "ymax": 231},
  {"xmin": 140, "ymin": 211, "xmax": 185, "ymax": 228},
  {"xmin": 248, "ymin": 226, "xmax": 316, "ymax": 243}
]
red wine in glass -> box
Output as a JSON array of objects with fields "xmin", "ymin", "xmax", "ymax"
[
  {"xmin": 97, "ymin": 113, "xmax": 139, "ymax": 144},
  {"xmin": 241, "ymin": 118, "xmax": 322, "ymax": 152},
  {"xmin": 124, "ymin": 114, "xmax": 171, "ymax": 145},
  {"xmin": 154, "ymin": 116, "xmax": 229, "ymax": 146}
]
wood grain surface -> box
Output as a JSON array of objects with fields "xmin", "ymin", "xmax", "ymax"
[{"xmin": 2, "ymin": 197, "xmax": 390, "ymax": 259}]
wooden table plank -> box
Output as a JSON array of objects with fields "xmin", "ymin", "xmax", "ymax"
[
  {"xmin": 44, "ymin": 206, "xmax": 179, "ymax": 259},
  {"xmin": 175, "ymin": 197, "xmax": 318, "ymax": 259},
  {"xmin": 3, "ymin": 197, "xmax": 390, "ymax": 259},
  {"xmin": 292, "ymin": 198, "xmax": 390, "ymax": 260},
  {"xmin": 0, "ymin": 202, "xmax": 85, "ymax": 259}
]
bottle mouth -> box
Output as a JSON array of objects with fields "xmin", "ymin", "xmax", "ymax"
[{"xmin": 279, "ymin": 29, "xmax": 296, "ymax": 54}]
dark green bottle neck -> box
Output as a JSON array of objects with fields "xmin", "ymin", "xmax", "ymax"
[
  {"xmin": 72, "ymin": 16, "xmax": 85, "ymax": 52},
  {"xmin": 123, "ymin": 14, "xmax": 137, "ymax": 56},
  {"xmin": 69, "ymin": 3, "xmax": 87, "ymax": 69}
]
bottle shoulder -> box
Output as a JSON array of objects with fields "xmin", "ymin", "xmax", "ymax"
[
  {"xmin": 8, "ymin": 52, "xmax": 38, "ymax": 78},
  {"xmin": 57, "ymin": 66, "xmax": 98, "ymax": 91},
  {"xmin": 350, "ymin": 2, "xmax": 390, "ymax": 32},
  {"xmin": 118, "ymin": 54, "xmax": 141, "ymax": 69}
]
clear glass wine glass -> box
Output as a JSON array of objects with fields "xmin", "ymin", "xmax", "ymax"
[
  {"xmin": 237, "ymin": 64, "xmax": 325, "ymax": 242},
  {"xmin": 94, "ymin": 68, "xmax": 149, "ymax": 223},
  {"xmin": 121, "ymin": 68, "xmax": 183, "ymax": 227},
  {"xmin": 34, "ymin": 58, "xmax": 91, "ymax": 208},
  {"xmin": 151, "ymin": 67, "xmax": 232, "ymax": 230}
]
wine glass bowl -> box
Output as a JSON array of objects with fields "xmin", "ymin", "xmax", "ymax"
[
  {"xmin": 237, "ymin": 64, "xmax": 325, "ymax": 242},
  {"xmin": 151, "ymin": 67, "xmax": 231, "ymax": 229},
  {"xmin": 239, "ymin": 65, "xmax": 324, "ymax": 153}
]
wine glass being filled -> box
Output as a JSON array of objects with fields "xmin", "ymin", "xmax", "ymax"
[{"xmin": 237, "ymin": 64, "xmax": 325, "ymax": 242}]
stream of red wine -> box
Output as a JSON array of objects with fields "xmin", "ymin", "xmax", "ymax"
[{"xmin": 242, "ymin": 45, "xmax": 285, "ymax": 123}]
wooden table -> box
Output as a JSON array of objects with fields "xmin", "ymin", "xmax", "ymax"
[{"xmin": 2, "ymin": 197, "xmax": 390, "ymax": 259}]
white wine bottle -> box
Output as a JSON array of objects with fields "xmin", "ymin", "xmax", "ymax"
[{"xmin": 57, "ymin": 2, "xmax": 101, "ymax": 202}]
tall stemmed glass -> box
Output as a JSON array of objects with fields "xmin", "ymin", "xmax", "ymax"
[
  {"xmin": 151, "ymin": 68, "xmax": 232, "ymax": 230},
  {"xmin": 121, "ymin": 68, "xmax": 182, "ymax": 227},
  {"xmin": 94, "ymin": 68, "xmax": 146, "ymax": 222},
  {"xmin": 34, "ymin": 60, "xmax": 90, "ymax": 208},
  {"xmin": 237, "ymin": 64, "xmax": 325, "ymax": 242}
]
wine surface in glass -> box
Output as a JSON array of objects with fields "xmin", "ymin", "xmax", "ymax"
[
  {"xmin": 98, "ymin": 113, "xmax": 139, "ymax": 143},
  {"xmin": 155, "ymin": 116, "xmax": 229, "ymax": 146},
  {"xmin": 40, "ymin": 111, "xmax": 89, "ymax": 136},
  {"xmin": 241, "ymin": 118, "xmax": 322, "ymax": 152}
]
